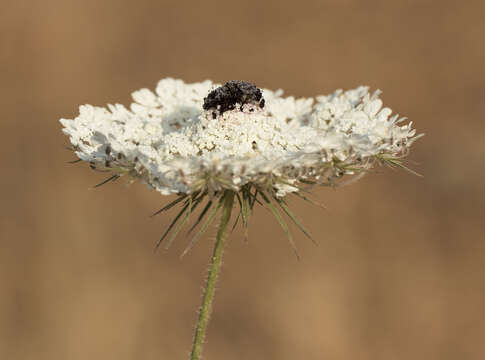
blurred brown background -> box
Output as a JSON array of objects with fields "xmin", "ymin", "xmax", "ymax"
[{"xmin": 1, "ymin": 0, "xmax": 484, "ymax": 359}]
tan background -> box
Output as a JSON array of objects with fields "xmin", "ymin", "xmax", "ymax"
[{"xmin": 1, "ymin": 0, "xmax": 484, "ymax": 359}]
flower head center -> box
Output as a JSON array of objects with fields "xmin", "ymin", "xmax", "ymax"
[{"xmin": 203, "ymin": 80, "xmax": 265, "ymax": 116}]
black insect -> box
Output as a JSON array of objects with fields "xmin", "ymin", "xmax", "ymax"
[{"xmin": 203, "ymin": 80, "xmax": 265, "ymax": 115}]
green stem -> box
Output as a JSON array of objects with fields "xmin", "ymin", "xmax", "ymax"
[{"xmin": 190, "ymin": 191, "xmax": 235, "ymax": 360}]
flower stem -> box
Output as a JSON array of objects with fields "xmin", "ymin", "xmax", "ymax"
[{"xmin": 190, "ymin": 190, "xmax": 235, "ymax": 360}]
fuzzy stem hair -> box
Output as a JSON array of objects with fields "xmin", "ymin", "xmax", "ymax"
[{"xmin": 190, "ymin": 190, "xmax": 235, "ymax": 360}]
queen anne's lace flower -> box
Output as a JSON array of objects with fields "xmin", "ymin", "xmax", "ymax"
[
  {"xmin": 61, "ymin": 78, "xmax": 423, "ymax": 360},
  {"xmin": 60, "ymin": 78, "xmax": 421, "ymax": 198}
]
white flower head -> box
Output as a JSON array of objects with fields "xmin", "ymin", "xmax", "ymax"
[{"xmin": 61, "ymin": 78, "xmax": 422, "ymax": 199}]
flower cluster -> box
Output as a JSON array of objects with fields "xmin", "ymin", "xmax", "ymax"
[
  {"xmin": 61, "ymin": 78, "xmax": 423, "ymax": 360},
  {"xmin": 60, "ymin": 78, "xmax": 421, "ymax": 199}
]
